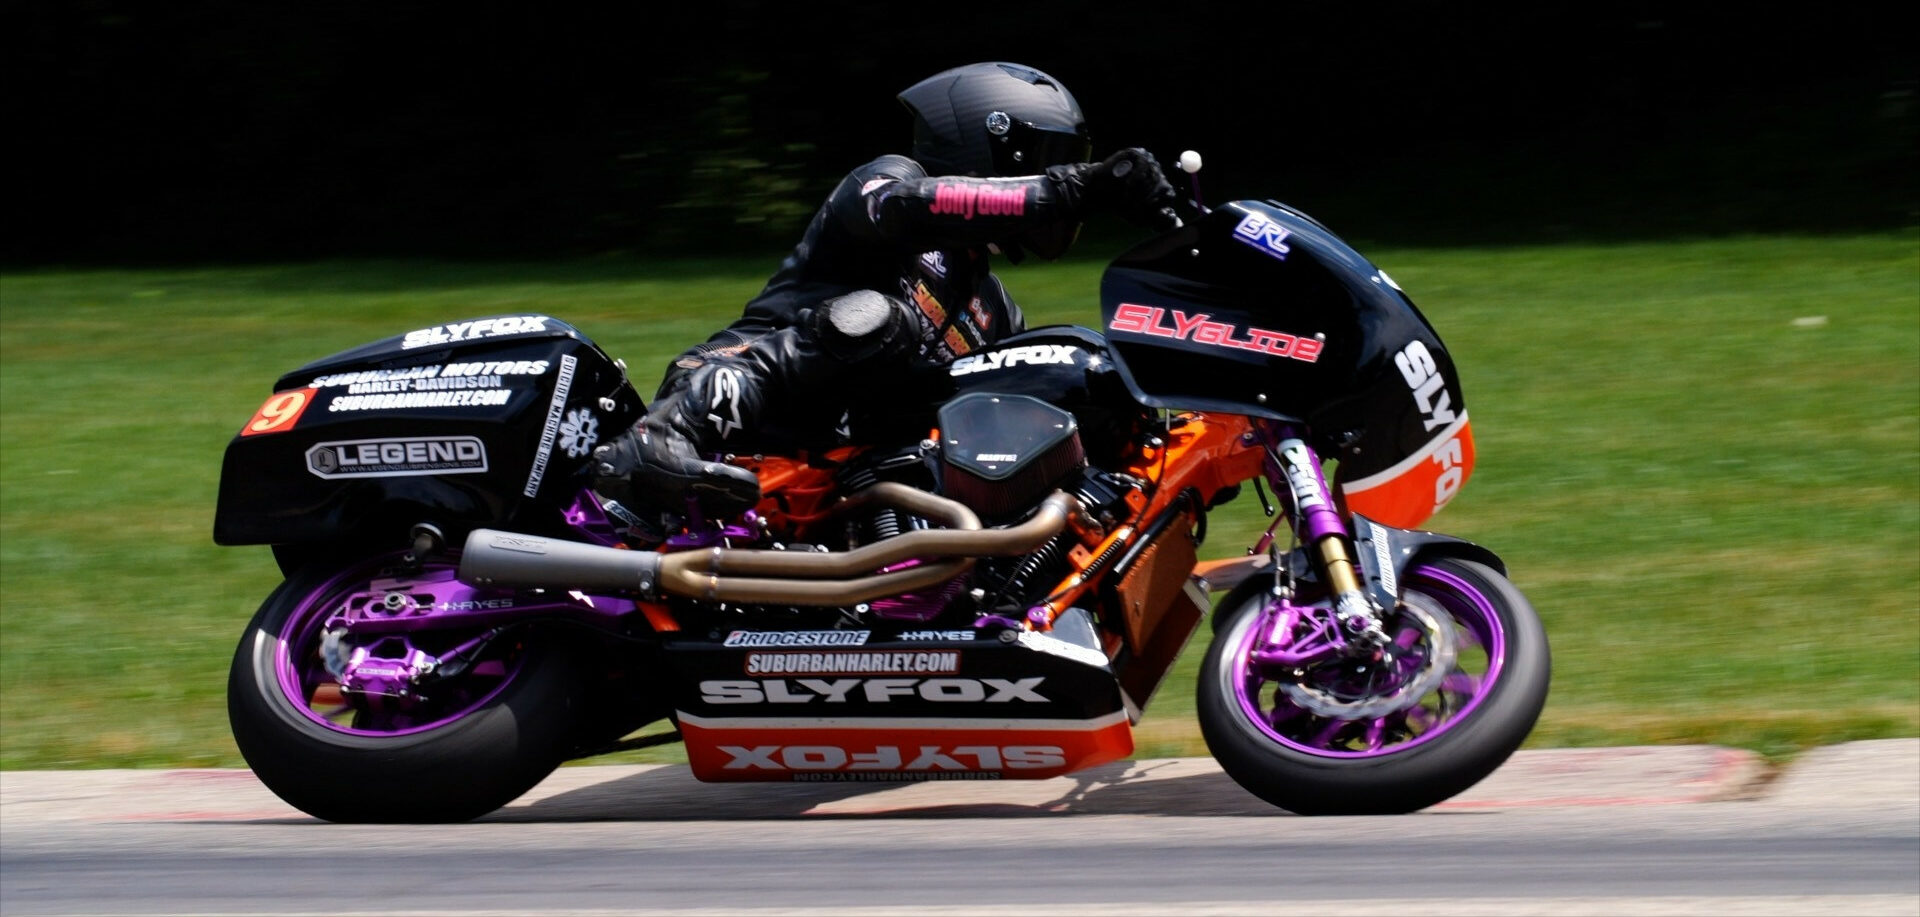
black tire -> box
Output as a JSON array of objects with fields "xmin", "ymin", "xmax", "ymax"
[
  {"xmin": 228, "ymin": 555, "xmax": 582, "ymax": 823},
  {"xmin": 1197, "ymin": 556, "xmax": 1549, "ymax": 815}
]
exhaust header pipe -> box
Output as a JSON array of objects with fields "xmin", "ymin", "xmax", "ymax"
[{"xmin": 458, "ymin": 483, "xmax": 1078, "ymax": 607}]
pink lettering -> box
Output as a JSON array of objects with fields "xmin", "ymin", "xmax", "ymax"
[
  {"xmin": 1191, "ymin": 320, "xmax": 1233, "ymax": 346},
  {"xmin": 1107, "ymin": 302, "xmax": 1325, "ymax": 365},
  {"xmin": 1170, "ymin": 311, "xmax": 1209, "ymax": 339},
  {"xmin": 930, "ymin": 184, "xmax": 974, "ymax": 219},
  {"xmin": 1109, "ymin": 302, "xmax": 1152, "ymax": 334},
  {"xmin": 927, "ymin": 183, "xmax": 1028, "ymax": 220}
]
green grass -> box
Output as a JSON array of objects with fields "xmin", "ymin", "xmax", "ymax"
[{"xmin": 2, "ymin": 234, "xmax": 1916, "ymax": 770}]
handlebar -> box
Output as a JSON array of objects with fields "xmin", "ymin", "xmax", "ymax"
[{"xmin": 1160, "ymin": 148, "xmax": 1211, "ymax": 230}]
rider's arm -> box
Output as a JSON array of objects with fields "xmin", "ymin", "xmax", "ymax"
[{"xmin": 830, "ymin": 155, "xmax": 1093, "ymax": 249}]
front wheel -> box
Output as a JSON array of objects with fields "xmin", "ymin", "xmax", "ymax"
[
  {"xmin": 228, "ymin": 553, "xmax": 581, "ymax": 823},
  {"xmin": 1197, "ymin": 556, "xmax": 1549, "ymax": 815}
]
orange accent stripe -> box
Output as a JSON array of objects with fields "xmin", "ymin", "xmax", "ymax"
[{"xmin": 1341, "ymin": 419, "xmax": 1476, "ymax": 529}]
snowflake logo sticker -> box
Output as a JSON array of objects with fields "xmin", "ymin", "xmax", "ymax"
[{"xmin": 558, "ymin": 408, "xmax": 599, "ymax": 458}]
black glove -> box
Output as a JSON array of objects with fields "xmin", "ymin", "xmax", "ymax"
[
  {"xmin": 591, "ymin": 365, "xmax": 764, "ymax": 523},
  {"xmin": 1083, "ymin": 147, "xmax": 1180, "ymax": 230}
]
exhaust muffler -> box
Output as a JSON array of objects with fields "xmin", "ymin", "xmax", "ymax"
[{"xmin": 458, "ymin": 483, "xmax": 1078, "ymax": 606}]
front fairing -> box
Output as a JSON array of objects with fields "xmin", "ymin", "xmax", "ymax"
[{"xmin": 1099, "ymin": 201, "xmax": 1474, "ymax": 526}]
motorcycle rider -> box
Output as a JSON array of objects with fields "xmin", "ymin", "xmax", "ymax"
[{"xmin": 591, "ymin": 61, "xmax": 1179, "ymax": 526}]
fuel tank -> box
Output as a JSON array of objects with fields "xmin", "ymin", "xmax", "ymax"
[{"xmin": 857, "ymin": 325, "xmax": 1151, "ymax": 469}]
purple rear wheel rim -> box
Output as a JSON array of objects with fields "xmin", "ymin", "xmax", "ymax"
[
  {"xmin": 1230, "ymin": 563, "xmax": 1506, "ymax": 759},
  {"xmin": 272, "ymin": 555, "xmax": 524, "ymax": 737}
]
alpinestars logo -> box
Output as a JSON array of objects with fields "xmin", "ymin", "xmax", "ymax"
[{"xmin": 707, "ymin": 368, "xmax": 744, "ymax": 439}]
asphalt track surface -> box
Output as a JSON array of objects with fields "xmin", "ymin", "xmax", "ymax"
[{"xmin": 2, "ymin": 739, "xmax": 1915, "ymax": 916}]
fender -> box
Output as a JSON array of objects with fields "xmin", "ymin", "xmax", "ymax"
[{"xmin": 1348, "ymin": 511, "xmax": 1506, "ymax": 610}]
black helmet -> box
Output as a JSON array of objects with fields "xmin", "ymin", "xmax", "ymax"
[{"xmin": 898, "ymin": 62, "xmax": 1092, "ymax": 178}]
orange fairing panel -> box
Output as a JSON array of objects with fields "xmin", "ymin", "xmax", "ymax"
[
  {"xmin": 677, "ymin": 712, "xmax": 1135, "ymax": 782},
  {"xmin": 1339, "ymin": 415, "xmax": 1475, "ymax": 529}
]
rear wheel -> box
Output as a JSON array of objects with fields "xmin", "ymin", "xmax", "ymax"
[
  {"xmin": 228, "ymin": 553, "xmax": 580, "ymax": 823},
  {"xmin": 1197, "ymin": 556, "xmax": 1549, "ymax": 815}
]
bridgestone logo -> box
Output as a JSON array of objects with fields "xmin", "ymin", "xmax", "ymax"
[
  {"xmin": 723, "ymin": 630, "xmax": 870, "ymax": 648},
  {"xmin": 306, "ymin": 437, "xmax": 488, "ymax": 479},
  {"xmin": 745, "ymin": 651, "xmax": 959, "ymax": 675}
]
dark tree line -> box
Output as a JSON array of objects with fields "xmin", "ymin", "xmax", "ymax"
[{"xmin": 5, "ymin": 2, "xmax": 1913, "ymax": 264}]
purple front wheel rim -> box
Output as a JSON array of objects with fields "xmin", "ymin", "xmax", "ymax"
[{"xmin": 1230, "ymin": 564, "xmax": 1507, "ymax": 759}]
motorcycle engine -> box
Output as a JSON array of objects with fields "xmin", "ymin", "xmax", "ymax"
[{"xmin": 822, "ymin": 394, "xmax": 1123, "ymax": 622}]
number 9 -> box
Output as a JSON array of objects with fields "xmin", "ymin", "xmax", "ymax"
[{"xmin": 241, "ymin": 388, "xmax": 314, "ymax": 437}]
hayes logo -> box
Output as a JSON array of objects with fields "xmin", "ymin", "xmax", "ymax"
[
  {"xmin": 898, "ymin": 629, "xmax": 976, "ymax": 641},
  {"xmin": 948, "ymin": 344, "xmax": 1077, "ymax": 376},
  {"xmin": 699, "ymin": 677, "xmax": 1046, "ymax": 704},
  {"xmin": 401, "ymin": 316, "xmax": 550, "ymax": 350},
  {"xmin": 306, "ymin": 437, "xmax": 488, "ymax": 479},
  {"xmin": 928, "ymin": 181, "xmax": 1029, "ymax": 220},
  {"xmin": 1108, "ymin": 303, "xmax": 1323, "ymax": 363},
  {"xmin": 719, "ymin": 743, "xmax": 1067, "ymax": 772}
]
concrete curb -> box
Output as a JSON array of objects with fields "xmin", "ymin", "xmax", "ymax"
[{"xmin": 2, "ymin": 740, "xmax": 1912, "ymax": 823}]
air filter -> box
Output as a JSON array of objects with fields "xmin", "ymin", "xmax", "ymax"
[{"xmin": 937, "ymin": 392, "xmax": 1085, "ymax": 521}]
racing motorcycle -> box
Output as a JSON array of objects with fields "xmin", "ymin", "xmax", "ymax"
[{"xmin": 215, "ymin": 162, "xmax": 1549, "ymax": 823}]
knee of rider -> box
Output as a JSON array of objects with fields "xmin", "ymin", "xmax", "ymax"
[{"xmin": 810, "ymin": 289, "xmax": 917, "ymax": 363}]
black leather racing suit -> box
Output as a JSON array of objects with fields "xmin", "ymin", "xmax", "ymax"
[{"xmin": 591, "ymin": 153, "xmax": 1105, "ymax": 520}]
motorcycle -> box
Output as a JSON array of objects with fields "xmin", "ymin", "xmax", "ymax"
[{"xmin": 215, "ymin": 160, "xmax": 1549, "ymax": 823}]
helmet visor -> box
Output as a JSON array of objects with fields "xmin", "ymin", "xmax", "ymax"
[{"xmin": 988, "ymin": 119, "xmax": 1092, "ymax": 175}]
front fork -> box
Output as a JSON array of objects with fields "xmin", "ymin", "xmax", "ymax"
[{"xmin": 1262, "ymin": 424, "xmax": 1390, "ymax": 648}]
